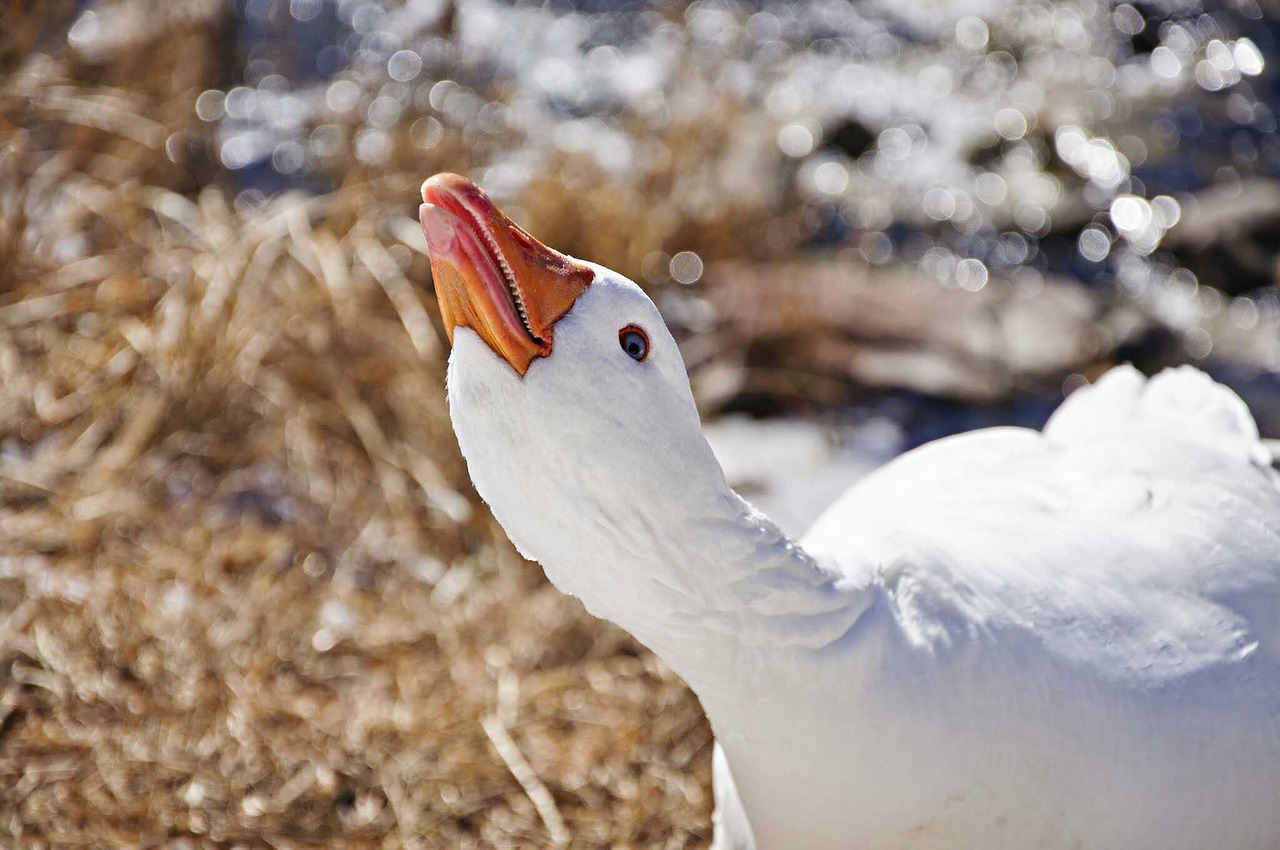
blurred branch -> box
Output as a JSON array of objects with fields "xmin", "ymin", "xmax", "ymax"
[{"xmin": 482, "ymin": 712, "xmax": 572, "ymax": 848}]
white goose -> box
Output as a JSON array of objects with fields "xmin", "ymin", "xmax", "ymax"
[{"xmin": 419, "ymin": 173, "xmax": 1280, "ymax": 850}]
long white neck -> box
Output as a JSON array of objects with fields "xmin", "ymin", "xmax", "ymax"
[
  {"xmin": 538, "ymin": 478, "xmax": 874, "ymax": 715},
  {"xmin": 445, "ymin": 326, "xmax": 874, "ymax": 721}
]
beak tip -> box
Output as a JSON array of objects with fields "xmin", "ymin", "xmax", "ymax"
[{"xmin": 421, "ymin": 172, "xmax": 474, "ymax": 205}]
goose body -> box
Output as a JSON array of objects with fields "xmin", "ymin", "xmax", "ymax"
[
  {"xmin": 419, "ymin": 174, "xmax": 1280, "ymax": 849},
  {"xmin": 709, "ymin": 365, "xmax": 1280, "ymax": 849}
]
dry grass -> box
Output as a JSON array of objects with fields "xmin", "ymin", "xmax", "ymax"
[{"xmin": 0, "ymin": 4, "xmax": 714, "ymax": 848}]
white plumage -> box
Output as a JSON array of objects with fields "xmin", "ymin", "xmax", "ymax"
[
  {"xmin": 750, "ymin": 364, "xmax": 1280, "ymax": 849},
  {"xmin": 422, "ymin": 178, "xmax": 1280, "ymax": 849}
]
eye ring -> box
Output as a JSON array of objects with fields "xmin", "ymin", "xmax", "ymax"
[{"xmin": 618, "ymin": 325, "xmax": 650, "ymax": 362}]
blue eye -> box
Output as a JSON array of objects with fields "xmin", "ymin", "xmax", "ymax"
[{"xmin": 619, "ymin": 325, "xmax": 650, "ymax": 362}]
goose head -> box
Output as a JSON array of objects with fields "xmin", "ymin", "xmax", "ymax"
[{"xmin": 420, "ymin": 174, "xmax": 727, "ymax": 623}]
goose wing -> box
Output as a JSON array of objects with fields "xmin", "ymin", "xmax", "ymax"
[{"xmin": 802, "ymin": 366, "xmax": 1280, "ymax": 683}]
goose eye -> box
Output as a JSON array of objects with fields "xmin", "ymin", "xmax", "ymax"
[{"xmin": 618, "ymin": 325, "xmax": 650, "ymax": 362}]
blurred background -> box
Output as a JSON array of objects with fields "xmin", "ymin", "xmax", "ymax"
[{"xmin": 1, "ymin": 0, "xmax": 1278, "ymax": 846}]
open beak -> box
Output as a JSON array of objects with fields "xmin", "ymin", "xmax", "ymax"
[{"xmin": 419, "ymin": 173, "xmax": 594, "ymax": 375}]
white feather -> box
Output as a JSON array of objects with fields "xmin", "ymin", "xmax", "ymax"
[{"xmin": 447, "ymin": 265, "xmax": 1280, "ymax": 850}]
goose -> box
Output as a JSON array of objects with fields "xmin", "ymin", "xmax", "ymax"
[{"xmin": 418, "ymin": 172, "xmax": 1280, "ymax": 850}]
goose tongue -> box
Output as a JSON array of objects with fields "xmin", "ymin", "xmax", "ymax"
[{"xmin": 419, "ymin": 173, "xmax": 594, "ymax": 375}]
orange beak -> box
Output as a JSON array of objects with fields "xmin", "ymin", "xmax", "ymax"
[{"xmin": 419, "ymin": 173, "xmax": 594, "ymax": 375}]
